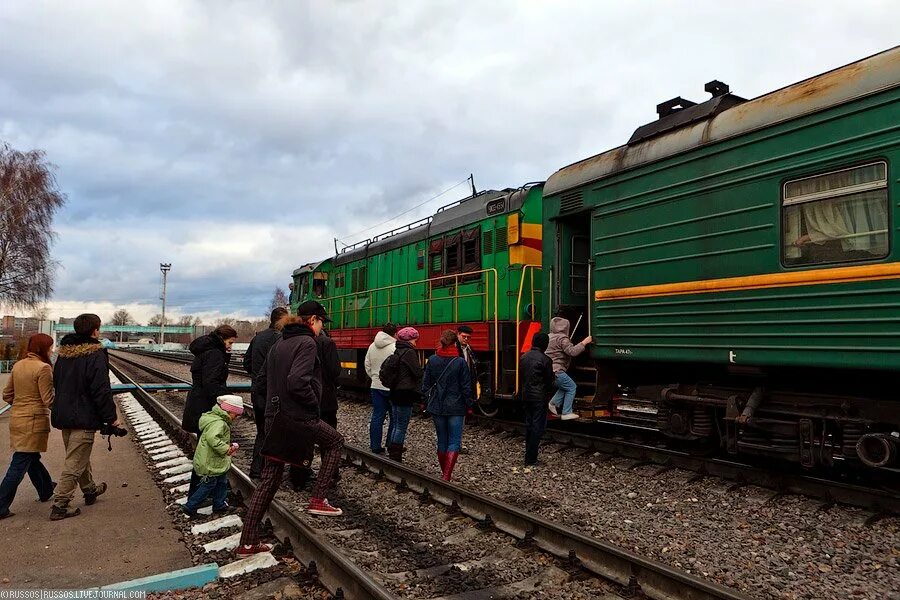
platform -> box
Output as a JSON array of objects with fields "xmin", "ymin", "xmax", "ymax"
[{"xmin": 0, "ymin": 388, "xmax": 193, "ymax": 589}]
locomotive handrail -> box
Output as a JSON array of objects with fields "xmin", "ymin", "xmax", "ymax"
[
  {"xmin": 514, "ymin": 264, "xmax": 543, "ymax": 396},
  {"xmin": 318, "ymin": 267, "xmax": 500, "ymax": 393}
]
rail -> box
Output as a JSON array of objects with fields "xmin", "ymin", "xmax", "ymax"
[
  {"xmin": 342, "ymin": 443, "xmax": 750, "ymax": 600},
  {"xmin": 321, "ymin": 267, "xmax": 500, "ymax": 392},
  {"xmin": 108, "ymin": 362, "xmax": 397, "ymax": 600},
  {"xmin": 470, "ymin": 414, "xmax": 900, "ymax": 516},
  {"xmin": 513, "ymin": 264, "xmax": 542, "ymax": 395}
]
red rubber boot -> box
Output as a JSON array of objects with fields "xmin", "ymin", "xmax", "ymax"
[
  {"xmin": 442, "ymin": 451, "xmax": 459, "ymax": 482},
  {"xmin": 437, "ymin": 451, "xmax": 447, "ymax": 475}
]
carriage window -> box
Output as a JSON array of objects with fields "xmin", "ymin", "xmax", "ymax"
[
  {"xmin": 334, "ymin": 271, "xmax": 345, "ymax": 290},
  {"xmin": 312, "ymin": 277, "xmax": 326, "ymax": 299},
  {"xmin": 462, "ymin": 227, "xmax": 480, "ymax": 271},
  {"xmin": 428, "ymin": 239, "xmax": 444, "ymax": 279},
  {"xmin": 783, "ymin": 162, "xmax": 889, "ymax": 267},
  {"xmin": 445, "ymin": 233, "xmax": 461, "ymax": 274},
  {"xmin": 570, "ymin": 235, "xmax": 589, "ymax": 294},
  {"xmin": 350, "ymin": 266, "xmax": 367, "ymax": 293}
]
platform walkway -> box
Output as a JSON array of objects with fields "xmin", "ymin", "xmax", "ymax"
[{"xmin": 0, "ymin": 381, "xmax": 193, "ymax": 589}]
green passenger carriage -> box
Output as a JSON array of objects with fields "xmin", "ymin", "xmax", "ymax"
[{"xmin": 544, "ymin": 47, "xmax": 900, "ymax": 469}]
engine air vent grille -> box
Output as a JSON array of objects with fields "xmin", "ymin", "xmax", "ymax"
[
  {"xmin": 482, "ymin": 230, "xmax": 494, "ymax": 255},
  {"xmin": 495, "ymin": 226, "xmax": 508, "ymax": 252},
  {"xmin": 560, "ymin": 190, "xmax": 584, "ymax": 213}
]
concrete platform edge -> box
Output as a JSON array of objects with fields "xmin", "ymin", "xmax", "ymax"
[{"xmin": 99, "ymin": 562, "xmax": 219, "ymax": 592}]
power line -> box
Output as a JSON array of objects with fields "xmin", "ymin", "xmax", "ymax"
[{"xmin": 334, "ymin": 177, "xmax": 471, "ymax": 247}]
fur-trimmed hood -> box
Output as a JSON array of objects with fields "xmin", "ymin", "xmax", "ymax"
[
  {"xmin": 58, "ymin": 333, "xmax": 103, "ymax": 359},
  {"xmin": 277, "ymin": 316, "xmax": 316, "ymax": 340},
  {"xmin": 275, "ymin": 315, "xmax": 308, "ymax": 330}
]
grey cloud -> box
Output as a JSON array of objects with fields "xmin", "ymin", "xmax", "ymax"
[{"xmin": 1, "ymin": 1, "xmax": 897, "ymax": 316}]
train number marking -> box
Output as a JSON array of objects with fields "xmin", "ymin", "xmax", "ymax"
[
  {"xmin": 729, "ymin": 351, "xmax": 737, "ymax": 363},
  {"xmin": 614, "ymin": 348, "xmax": 633, "ymax": 355},
  {"xmin": 486, "ymin": 198, "xmax": 506, "ymax": 216}
]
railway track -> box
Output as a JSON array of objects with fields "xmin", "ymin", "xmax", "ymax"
[
  {"xmin": 109, "ymin": 352, "xmax": 751, "ymax": 600},
  {"xmin": 114, "ymin": 349, "xmax": 900, "ymax": 516}
]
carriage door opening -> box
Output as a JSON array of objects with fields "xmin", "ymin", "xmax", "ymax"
[
  {"xmin": 555, "ymin": 217, "xmax": 591, "ymax": 340},
  {"xmin": 554, "ymin": 215, "xmax": 596, "ymax": 410}
]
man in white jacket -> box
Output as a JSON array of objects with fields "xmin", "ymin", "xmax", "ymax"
[{"xmin": 364, "ymin": 323, "xmax": 397, "ymax": 453}]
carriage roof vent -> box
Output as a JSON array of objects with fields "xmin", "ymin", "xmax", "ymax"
[{"xmin": 629, "ymin": 80, "xmax": 746, "ymax": 145}]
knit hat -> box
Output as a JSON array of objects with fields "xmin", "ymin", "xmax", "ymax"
[
  {"xmin": 217, "ymin": 395, "xmax": 244, "ymax": 415},
  {"xmin": 531, "ymin": 332, "xmax": 550, "ymax": 352},
  {"xmin": 396, "ymin": 327, "xmax": 419, "ymax": 341}
]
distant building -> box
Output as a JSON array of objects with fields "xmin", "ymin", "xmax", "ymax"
[{"xmin": 1, "ymin": 315, "xmax": 55, "ymax": 338}]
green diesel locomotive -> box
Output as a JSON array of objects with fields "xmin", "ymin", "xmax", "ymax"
[
  {"xmin": 290, "ymin": 184, "xmax": 546, "ymax": 414},
  {"xmin": 292, "ymin": 46, "xmax": 900, "ymax": 470}
]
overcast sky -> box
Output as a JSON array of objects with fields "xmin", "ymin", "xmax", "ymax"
[{"xmin": 1, "ymin": 1, "xmax": 897, "ymax": 324}]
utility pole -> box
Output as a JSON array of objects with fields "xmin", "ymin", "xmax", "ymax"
[{"xmin": 159, "ymin": 263, "xmax": 171, "ymax": 345}]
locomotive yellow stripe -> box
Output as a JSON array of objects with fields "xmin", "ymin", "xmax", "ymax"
[
  {"xmin": 340, "ymin": 361, "xmax": 357, "ymax": 369},
  {"xmin": 594, "ymin": 263, "xmax": 900, "ymax": 301},
  {"xmin": 510, "ymin": 245, "xmax": 542, "ymax": 266},
  {"xmin": 520, "ymin": 223, "xmax": 543, "ymax": 239}
]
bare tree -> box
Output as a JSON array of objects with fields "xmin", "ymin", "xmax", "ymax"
[
  {"xmin": 267, "ymin": 287, "xmax": 288, "ymax": 315},
  {"xmin": 214, "ymin": 317, "xmax": 237, "ymax": 328},
  {"xmin": 148, "ymin": 313, "xmax": 168, "ymax": 327},
  {"xmin": 0, "ymin": 143, "xmax": 66, "ymax": 308},
  {"xmin": 111, "ymin": 309, "xmax": 135, "ymax": 326},
  {"xmin": 110, "ymin": 309, "xmax": 135, "ymax": 342},
  {"xmin": 30, "ymin": 306, "xmax": 50, "ymax": 321}
]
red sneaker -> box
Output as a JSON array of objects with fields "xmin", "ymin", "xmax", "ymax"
[
  {"xmin": 235, "ymin": 543, "xmax": 274, "ymax": 556},
  {"xmin": 307, "ymin": 498, "xmax": 343, "ymax": 516}
]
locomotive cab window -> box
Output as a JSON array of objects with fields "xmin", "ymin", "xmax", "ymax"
[
  {"xmin": 782, "ymin": 162, "xmax": 889, "ymax": 267},
  {"xmin": 462, "ymin": 227, "xmax": 480, "ymax": 271},
  {"xmin": 444, "ymin": 233, "xmax": 462, "ymax": 275}
]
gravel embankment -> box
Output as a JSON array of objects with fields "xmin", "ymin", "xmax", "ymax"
[
  {"xmin": 337, "ymin": 399, "xmax": 899, "ymax": 600},
  {"xmin": 114, "ymin": 353, "xmax": 900, "ymax": 600},
  {"xmin": 116, "ymin": 358, "xmax": 627, "ymax": 599}
]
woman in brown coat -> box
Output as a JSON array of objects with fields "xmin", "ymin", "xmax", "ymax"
[{"xmin": 0, "ymin": 333, "xmax": 56, "ymax": 519}]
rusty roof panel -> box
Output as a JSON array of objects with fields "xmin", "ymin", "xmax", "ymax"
[{"xmin": 545, "ymin": 45, "xmax": 900, "ymax": 197}]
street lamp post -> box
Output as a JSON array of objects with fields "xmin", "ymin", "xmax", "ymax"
[{"xmin": 159, "ymin": 263, "xmax": 171, "ymax": 345}]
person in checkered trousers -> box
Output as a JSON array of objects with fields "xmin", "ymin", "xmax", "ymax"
[{"xmin": 236, "ymin": 301, "xmax": 344, "ymax": 556}]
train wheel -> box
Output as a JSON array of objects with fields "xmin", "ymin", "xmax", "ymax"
[{"xmin": 477, "ymin": 400, "xmax": 500, "ymax": 418}]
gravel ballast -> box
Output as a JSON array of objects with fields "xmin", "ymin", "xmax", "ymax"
[{"xmin": 113, "ymin": 352, "xmax": 900, "ymax": 600}]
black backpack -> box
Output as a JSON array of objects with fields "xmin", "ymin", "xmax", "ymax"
[{"xmin": 379, "ymin": 349, "xmax": 405, "ymax": 390}]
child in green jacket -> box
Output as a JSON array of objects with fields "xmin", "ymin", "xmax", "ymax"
[{"xmin": 182, "ymin": 395, "xmax": 243, "ymax": 518}]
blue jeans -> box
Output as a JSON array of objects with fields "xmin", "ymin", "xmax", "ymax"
[
  {"xmin": 369, "ymin": 389, "xmax": 394, "ymax": 451},
  {"xmin": 183, "ymin": 472, "xmax": 229, "ymax": 513},
  {"xmin": 0, "ymin": 452, "xmax": 55, "ymax": 515},
  {"xmin": 550, "ymin": 372, "xmax": 578, "ymax": 415},
  {"xmin": 432, "ymin": 415, "xmax": 465, "ymax": 452},
  {"xmin": 389, "ymin": 405, "xmax": 413, "ymax": 445}
]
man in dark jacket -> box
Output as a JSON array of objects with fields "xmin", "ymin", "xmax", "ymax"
[
  {"xmin": 237, "ymin": 301, "xmax": 344, "ymax": 556},
  {"xmin": 243, "ymin": 307, "xmax": 287, "ymax": 478},
  {"xmin": 456, "ymin": 324, "xmax": 478, "ymax": 398},
  {"xmin": 316, "ymin": 330, "xmax": 341, "ymax": 428},
  {"xmin": 289, "ymin": 328, "xmax": 340, "ymax": 489},
  {"xmin": 519, "ymin": 332, "xmax": 556, "ymax": 466},
  {"xmin": 49, "ymin": 313, "xmax": 119, "ymax": 520}
]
